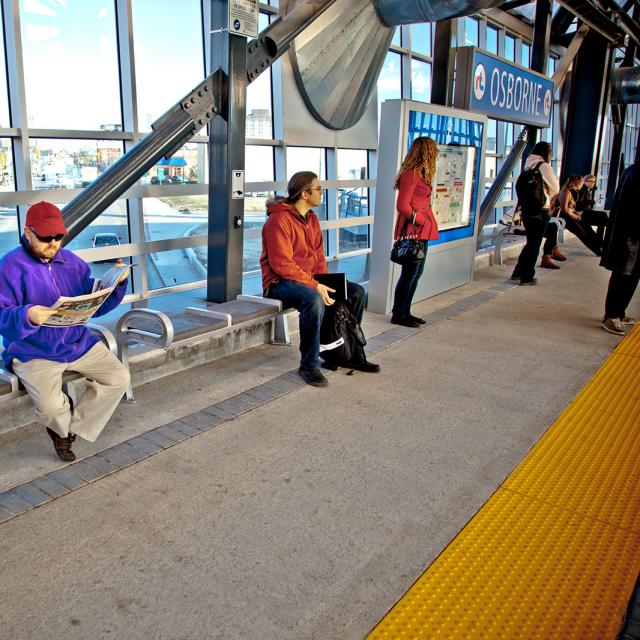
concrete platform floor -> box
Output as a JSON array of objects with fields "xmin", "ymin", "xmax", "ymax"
[{"xmin": 1, "ymin": 241, "xmax": 637, "ymax": 640}]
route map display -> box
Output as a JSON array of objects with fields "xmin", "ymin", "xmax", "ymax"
[{"xmin": 431, "ymin": 145, "xmax": 476, "ymax": 232}]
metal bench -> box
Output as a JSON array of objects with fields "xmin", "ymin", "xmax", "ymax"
[
  {"xmin": 115, "ymin": 309, "xmax": 174, "ymax": 402},
  {"xmin": 236, "ymin": 295, "xmax": 293, "ymax": 346},
  {"xmin": 0, "ymin": 322, "xmax": 118, "ymax": 403},
  {"xmin": 494, "ymin": 209, "xmax": 566, "ymax": 266}
]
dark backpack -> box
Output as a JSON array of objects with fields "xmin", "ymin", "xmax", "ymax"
[
  {"xmin": 319, "ymin": 300, "xmax": 366, "ymax": 367},
  {"xmin": 515, "ymin": 162, "xmax": 546, "ymax": 214}
]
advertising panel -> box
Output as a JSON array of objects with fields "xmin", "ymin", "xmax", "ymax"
[{"xmin": 454, "ymin": 47, "xmax": 554, "ymax": 128}]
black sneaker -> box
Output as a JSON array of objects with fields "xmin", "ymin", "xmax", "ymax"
[
  {"xmin": 519, "ymin": 278, "xmax": 538, "ymax": 286},
  {"xmin": 409, "ymin": 315, "xmax": 426, "ymax": 325},
  {"xmin": 350, "ymin": 360, "xmax": 381, "ymax": 373},
  {"xmin": 391, "ymin": 316, "xmax": 420, "ymax": 328},
  {"xmin": 298, "ymin": 368, "xmax": 329, "ymax": 387},
  {"xmin": 46, "ymin": 427, "xmax": 76, "ymax": 462}
]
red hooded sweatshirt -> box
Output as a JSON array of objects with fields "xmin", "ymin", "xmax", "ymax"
[{"xmin": 260, "ymin": 200, "xmax": 328, "ymax": 293}]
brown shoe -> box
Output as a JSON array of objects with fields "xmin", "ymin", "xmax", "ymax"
[
  {"xmin": 551, "ymin": 247, "xmax": 567, "ymax": 261},
  {"xmin": 46, "ymin": 427, "xmax": 76, "ymax": 462},
  {"xmin": 540, "ymin": 255, "xmax": 560, "ymax": 269}
]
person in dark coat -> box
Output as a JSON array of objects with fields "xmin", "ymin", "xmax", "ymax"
[{"xmin": 600, "ymin": 160, "xmax": 640, "ymax": 335}]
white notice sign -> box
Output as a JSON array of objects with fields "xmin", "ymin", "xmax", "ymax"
[
  {"xmin": 229, "ymin": 0, "xmax": 258, "ymax": 38},
  {"xmin": 231, "ymin": 170, "xmax": 245, "ymax": 199}
]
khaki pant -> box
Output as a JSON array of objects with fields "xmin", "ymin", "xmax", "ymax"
[{"xmin": 13, "ymin": 343, "xmax": 130, "ymax": 443}]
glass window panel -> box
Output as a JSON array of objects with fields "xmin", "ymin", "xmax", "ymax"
[
  {"xmin": 485, "ymin": 156, "xmax": 496, "ymax": 180},
  {"xmin": 486, "ymin": 25, "xmax": 498, "ymax": 55},
  {"xmin": 64, "ymin": 200, "xmax": 129, "ymax": 252},
  {"xmin": 339, "ymin": 224, "xmax": 369, "ymax": 254},
  {"xmin": 547, "ymin": 56, "xmax": 556, "ymax": 77},
  {"xmin": 411, "ymin": 24, "xmax": 432, "ymax": 57},
  {"xmin": 504, "ymin": 34, "xmax": 516, "ymax": 61},
  {"xmin": 146, "ymin": 249, "xmax": 202, "ymax": 290},
  {"xmin": 20, "ymin": 0, "xmax": 121, "ymax": 130},
  {"xmin": 411, "ymin": 59, "xmax": 431, "ymax": 103},
  {"xmin": 246, "ymin": 14, "xmax": 273, "ymax": 139},
  {"xmin": 377, "ymin": 51, "xmax": 402, "ymax": 116},
  {"xmin": 464, "ymin": 17, "xmax": 479, "ymax": 46},
  {"xmin": 143, "ymin": 195, "xmax": 206, "ymax": 242},
  {"xmin": 286, "ymin": 147, "xmax": 326, "ymax": 180},
  {"xmin": 521, "ymin": 43, "xmax": 531, "ymax": 68},
  {"xmin": 246, "ymin": 146, "xmax": 274, "ymax": 182},
  {"xmin": 505, "ymin": 122, "xmax": 514, "ymax": 153},
  {"xmin": 0, "ymin": 20, "xmax": 9, "ymax": 127},
  {"xmin": 486, "ymin": 119, "xmax": 497, "ymax": 152},
  {"xmin": 132, "ymin": 0, "xmax": 204, "ymax": 131},
  {"xmin": 337, "ymin": 149, "xmax": 367, "ymax": 180},
  {"xmin": 0, "ymin": 139, "xmax": 15, "ymax": 191},
  {"xmin": 143, "ymin": 142, "xmax": 206, "ymax": 185},
  {"xmin": 30, "ymin": 138, "xmax": 123, "ymax": 190},
  {"xmin": 0, "ymin": 207, "xmax": 18, "ymax": 258},
  {"xmin": 243, "ymin": 192, "xmax": 272, "ymax": 273},
  {"xmin": 391, "ymin": 28, "xmax": 401, "ymax": 47}
]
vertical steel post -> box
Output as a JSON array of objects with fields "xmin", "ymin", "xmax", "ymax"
[
  {"xmin": 561, "ymin": 29, "xmax": 611, "ymax": 182},
  {"xmin": 431, "ymin": 20, "xmax": 454, "ymax": 106},
  {"xmin": 207, "ymin": 1, "xmax": 248, "ymax": 302},
  {"xmin": 605, "ymin": 7, "xmax": 637, "ymax": 207},
  {"xmin": 522, "ymin": 0, "xmax": 551, "ymax": 162}
]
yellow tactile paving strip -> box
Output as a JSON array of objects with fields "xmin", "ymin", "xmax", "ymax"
[{"xmin": 369, "ymin": 324, "xmax": 640, "ymax": 639}]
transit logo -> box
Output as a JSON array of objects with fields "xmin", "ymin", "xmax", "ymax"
[
  {"xmin": 473, "ymin": 64, "xmax": 486, "ymax": 101},
  {"xmin": 543, "ymin": 88, "xmax": 552, "ymax": 117}
]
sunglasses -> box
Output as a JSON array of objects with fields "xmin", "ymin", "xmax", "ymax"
[{"xmin": 30, "ymin": 228, "xmax": 65, "ymax": 243}]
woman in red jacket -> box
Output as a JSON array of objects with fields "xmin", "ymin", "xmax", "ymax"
[{"xmin": 391, "ymin": 136, "xmax": 439, "ymax": 327}]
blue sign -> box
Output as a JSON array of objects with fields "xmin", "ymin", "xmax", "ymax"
[{"xmin": 458, "ymin": 48, "xmax": 553, "ymax": 128}]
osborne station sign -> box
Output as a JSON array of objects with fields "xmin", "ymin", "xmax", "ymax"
[{"xmin": 454, "ymin": 47, "xmax": 554, "ymax": 128}]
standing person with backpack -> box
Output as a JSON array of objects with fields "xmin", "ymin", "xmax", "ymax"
[
  {"xmin": 261, "ymin": 171, "xmax": 379, "ymax": 387},
  {"xmin": 512, "ymin": 141, "xmax": 561, "ymax": 285},
  {"xmin": 390, "ymin": 136, "xmax": 439, "ymax": 326}
]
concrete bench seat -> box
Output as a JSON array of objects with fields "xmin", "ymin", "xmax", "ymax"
[
  {"xmin": 114, "ymin": 297, "xmax": 295, "ymax": 401},
  {"xmin": 494, "ymin": 210, "xmax": 566, "ymax": 266}
]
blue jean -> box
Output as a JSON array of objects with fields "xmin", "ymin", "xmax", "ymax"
[
  {"xmin": 267, "ymin": 279, "xmax": 365, "ymax": 371},
  {"xmin": 392, "ymin": 241, "xmax": 428, "ymax": 319}
]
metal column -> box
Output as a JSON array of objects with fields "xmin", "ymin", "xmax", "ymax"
[
  {"xmin": 605, "ymin": 7, "xmax": 638, "ymax": 207},
  {"xmin": 561, "ymin": 29, "xmax": 611, "ymax": 181},
  {"xmin": 207, "ymin": 2, "xmax": 247, "ymax": 303},
  {"xmin": 522, "ymin": 0, "xmax": 551, "ymax": 161},
  {"xmin": 431, "ymin": 20, "xmax": 454, "ymax": 106}
]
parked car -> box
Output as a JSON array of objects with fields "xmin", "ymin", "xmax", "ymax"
[{"xmin": 92, "ymin": 232, "xmax": 121, "ymax": 263}]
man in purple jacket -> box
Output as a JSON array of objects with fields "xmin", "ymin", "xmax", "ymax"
[{"xmin": 0, "ymin": 202, "xmax": 130, "ymax": 461}]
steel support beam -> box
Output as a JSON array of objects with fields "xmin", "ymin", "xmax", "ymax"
[
  {"xmin": 431, "ymin": 20, "xmax": 455, "ymax": 106},
  {"xmin": 561, "ymin": 29, "xmax": 611, "ymax": 181},
  {"xmin": 206, "ymin": 2, "xmax": 247, "ymax": 303},
  {"xmin": 605, "ymin": 8, "xmax": 638, "ymax": 206},
  {"xmin": 522, "ymin": 0, "xmax": 552, "ymax": 161}
]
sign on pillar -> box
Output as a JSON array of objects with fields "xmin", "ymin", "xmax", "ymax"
[{"xmin": 229, "ymin": 0, "xmax": 258, "ymax": 38}]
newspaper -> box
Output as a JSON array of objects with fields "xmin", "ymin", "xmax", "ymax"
[{"xmin": 43, "ymin": 263, "xmax": 134, "ymax": 327}]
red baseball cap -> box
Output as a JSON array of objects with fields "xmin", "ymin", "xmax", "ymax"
[{"xmin": 25, "ymin": 202, "xmax": 68, "ymax": 237}]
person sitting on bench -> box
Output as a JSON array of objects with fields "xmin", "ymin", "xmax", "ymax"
[
  {"xmin": 261, "ymin": 172, "xmax": 379, "ymax": 387},
  {"xmin": 0, "ymin": 202, "xmax": 130, "ymax": 461}
]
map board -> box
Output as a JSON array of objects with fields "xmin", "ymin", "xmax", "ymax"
[{"xmin": 432, "ymin": 145, "xmax": 476, "ymax": 232}]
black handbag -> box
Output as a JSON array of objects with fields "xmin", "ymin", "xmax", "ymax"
[{"xmin": 390, "ymin": 212, "xmax": 425, "ymax": 265}]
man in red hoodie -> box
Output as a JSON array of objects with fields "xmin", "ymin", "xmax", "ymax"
[{"xmin": 261, "ymin": 171, "xmax": 379, "ymax": 386}]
